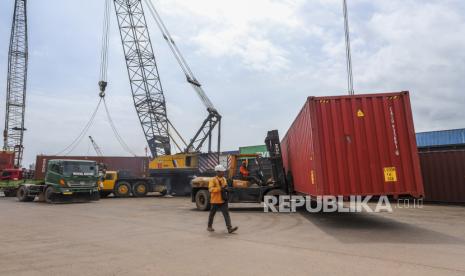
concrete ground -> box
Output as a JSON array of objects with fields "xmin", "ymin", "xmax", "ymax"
[{"xmin": 0, "ymin": 196, "xmax": 464, "ymax": 276}]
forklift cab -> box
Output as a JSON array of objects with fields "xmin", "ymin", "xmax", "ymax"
[{"xmin": 227, "ymin": 154, "xmax": 268, "ymax": 203}]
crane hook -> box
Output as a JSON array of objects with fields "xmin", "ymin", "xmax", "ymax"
[{"xmin": 99, "ymin": 81, "xmax": 108, "ymax": 98}]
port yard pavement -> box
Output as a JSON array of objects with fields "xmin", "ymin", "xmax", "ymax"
[{"xmin": 0, "ymin": 197, "xmax": 464, "ymax": 275}]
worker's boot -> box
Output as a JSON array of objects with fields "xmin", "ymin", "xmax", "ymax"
[
  {"xmin": 228, "ymin": 226, "xmax": 238, "ymax": 234},
  {"xmin": 207, "ymin": 227, "xmax": 215, "ymax": 232}
]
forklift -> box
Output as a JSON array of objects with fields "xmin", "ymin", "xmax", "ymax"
[{"xmin": 191, "ymin": 130, "xmax": 292, "ymax": 210}]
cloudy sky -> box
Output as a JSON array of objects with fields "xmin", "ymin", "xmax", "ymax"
[{"xmin": 1, "ymin": 0, "xmax": 464, "ymax": 166}]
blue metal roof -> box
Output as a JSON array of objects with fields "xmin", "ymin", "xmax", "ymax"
[{"xmin": 416, "ymin": 128, "xmax": 465, "ymax": 148}]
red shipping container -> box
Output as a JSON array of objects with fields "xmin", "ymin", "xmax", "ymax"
[
  {"xmin": 34, "ymin": 156, "xmax": 149, "ymax": 180},
  {"xmin": 0, "ymin": 151, "xmax": 15, "ymax": 170},
  {"xmin": 281, "ymin": 91, "xmax": 424, "ymax": 198},
  {"xmin": 419, "ymin": 148, "xmax": 465, "ymax": 203}
]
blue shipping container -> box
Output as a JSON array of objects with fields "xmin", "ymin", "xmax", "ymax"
[{"xmin": 416, "ymin": 128, "xmax": 465, "ymax": 148}]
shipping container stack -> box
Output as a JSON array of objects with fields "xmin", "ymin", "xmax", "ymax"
[{"xmin": 417, "ymin": 129, "xmax": 465, "ymax": 203}]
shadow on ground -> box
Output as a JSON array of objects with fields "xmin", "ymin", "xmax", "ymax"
[
  {"xmin": 299, "ymin": 210, "xmax": 465, "ymax": 245},
  {"xmin": 228, "ymin": 206, "xmax": 264, "ymax": 212}
]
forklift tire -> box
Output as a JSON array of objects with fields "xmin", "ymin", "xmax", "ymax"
[
  {"xmin": 265, "ymin": 189, "xmax": 286, "ymax": 206},
  {"xmin": 114, "ymin": 182, "xmax": 131, "ymax": 197},
  {"xmin": 45, "ymin": 186, "xmax": 56, "ymax": 204},
  {"xmin": 133, "ymin": 182, "xmax": 148, "ymax": 197},
  {"xmin": 195, "ymin": 190, "xmax": 211, "ymax": 211},
  {"xmin": 17, "ymin": 186, "xmax": 34, "ymax": 202}
]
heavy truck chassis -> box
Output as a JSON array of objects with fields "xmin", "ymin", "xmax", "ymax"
[
  {"xmin": 100, "ymin": 171, "xmax": 168, "ymax": 198},
  {"xmin": 17, "ymin": 183, "xmax": 100, "ymax": 203}
]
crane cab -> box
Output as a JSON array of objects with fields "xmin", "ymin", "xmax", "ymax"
[{"xmin": 149, "ymin": 153, "xmax": 199, "ymax": 170}]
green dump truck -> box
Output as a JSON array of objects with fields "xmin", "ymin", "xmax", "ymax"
[{"xmin": 16, "ymin": 159, "xmax": 100, "ymax": 203}]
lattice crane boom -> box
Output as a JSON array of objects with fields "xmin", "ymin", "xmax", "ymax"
[
  {"xmin": 3, "ymin": 0, "xmax": 28, "ymax": 168},
  {"xmin": 112, "ymin": 0, "xmax": 171, "ymax": 158},
  {"xmin": 144, "ymin": 0, "xmax": 221, "ymax": 153},
  {"xmin": 110, "ymin": 0, "xmax": 221, "ymax": 157}
]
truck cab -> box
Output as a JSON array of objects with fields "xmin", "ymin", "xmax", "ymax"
[{"xmin": 46, "ymin": 160, "xmax": 99, "ymax": 191}]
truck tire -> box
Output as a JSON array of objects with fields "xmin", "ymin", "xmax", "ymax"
[
  {"xmin": 90, "ymin": 191, "xmax": 101, "ymax": 201},
  {"xmin": 195, "ymin": 190, "xmax": 210, "ymax": 211},
  {"xmin": 133, "ymin": 182, "xmax": 148, "ymax": 197},
  {"xmin": 114, "ymin": 181, "xmax": 131, "ymax": 197},
  {"xmin": 45, "ymin": 186, "xmax": 55, "ymax": 204},
  {"xmin": 3, "ymin": 190, "xmax": 16, "ymax": 197},
  {"xmin": 17, "ymin": 186, "xmax": 34, "ymax": 202},
  {"xmin": 99, "ymin": 191, "xmax": 112, "ymax": 198}
]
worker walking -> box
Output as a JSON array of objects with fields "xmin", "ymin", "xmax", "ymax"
[{"xmin": 207, "ymin": 165, "xmax": 238, "ymax": 234}]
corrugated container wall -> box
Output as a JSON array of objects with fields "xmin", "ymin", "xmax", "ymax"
[
  {"xmin": 0, "ymin": 151, "xmax": 15, "ymax": 170},
  {"xmin": 419, "ymin": 148, "xmax": 465, "ymax": 203},
  {"xmin": 35, "ymin": 156, "xmax": 149, "ymax": 180},
  {"xmin": 281, "ymin": 92, "xmax": 424, "ymax": 198},
  {"xmin": 416, "ymin": 128, "xmax": 465, "ymax": 148}
]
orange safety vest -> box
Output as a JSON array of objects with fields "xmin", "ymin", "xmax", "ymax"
[
  {"xmin": 240, "ymin": 166, "xmax": 250, "ymax": 177},
  {"xmin": 208, "ymin": 176, "xmax": 227, "ymax": 204}
]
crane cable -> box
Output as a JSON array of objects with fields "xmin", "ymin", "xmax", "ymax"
[
  {"xmin": 99, "ymin": 0, "xmax": 111, "ymax": 97},
  {"xmin": 102, "ymin": 99, "xmax": 137, "ymax": 156},
  {"xmin": 54, "ymin": 0, "xmax": 110, "ymax": 156},
  {"xmin": 143, "ymin": 0, "xmax": 216, "ymax": 111},
  {"xmin": 343, "ymin": 0, "xmax": 355, "ymax": 95},
  {"xmin": 98, "ymin": 0, "xmax": 136, "ymax": 156},
  {"xmin": 55, "ymin": 0, "xmax": 135, "ymax": 157},
  {"xmin": 100, "ymin": 0, "xmax": 111, "ymax": 81},
  {"xmin": 54, "ymin": 98, "xmax": 102, "ymax": 156}
]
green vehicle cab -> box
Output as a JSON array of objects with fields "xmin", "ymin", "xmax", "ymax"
[{"xmin": 17, "ymin": 160, "xmax": 100, "ymax": 203}]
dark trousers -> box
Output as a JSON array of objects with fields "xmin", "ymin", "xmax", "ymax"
[{"xmin": 208, "ymin": 203, "xmax": 232, "ymax": 229}]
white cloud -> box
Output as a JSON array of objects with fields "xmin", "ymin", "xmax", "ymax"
[
  {"xmin": 155, "ymin": 0, "xmax": 305, "ymax": 72},
  {"xmin": 350, "ymin": 1, "xmax": 465, "ymax": 130}
]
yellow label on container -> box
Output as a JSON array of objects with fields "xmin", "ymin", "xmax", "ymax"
[
  {"xmin": 384, "ymin": 167, "xmax": 397, "ymax": 182},
  {"xmin": 311, "ymin": 170, "xmax": 315, "ymax": 185},
  {"xmin": 357, "ymin": 109, "xmax": 365, "ymax": 117}
]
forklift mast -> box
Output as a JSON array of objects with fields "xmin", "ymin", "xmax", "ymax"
[{"xmin": 265, "ymin": 130, "xmax": 290, "ymax": 193}]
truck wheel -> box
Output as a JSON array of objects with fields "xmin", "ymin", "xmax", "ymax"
[
  {"xmin": 17, "ymin": 186, "xmax": 34, "ymax": 202},
  {"xmin": 99, "ymin": 191, "xmax": 112, "ymax": 198},
  {"xmin": 114, "ymin": 182, "xmax": 131, "ymax": 197},
  {"xmin": 195, "ymin": 190, "xmax": 210, "ymax": 211},
  {"xmin": 133, "ymin": 182, "xmax": 148, "ymax": 197},
  {"xmin": 3, "ymin": 190, "xmax": 16, "ymax": 197},
  {"xmin": 45, "ymin": 186, "xmax": 56, "ymax": 204},
  {"xmin": 91, "ymin": 191, "xmax": 101, "ymax": 201}
]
